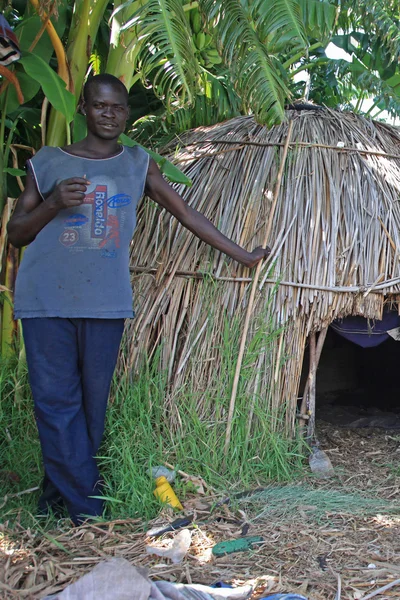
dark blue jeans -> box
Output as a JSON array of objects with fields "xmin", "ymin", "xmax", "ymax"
[{"xmin": 22, "ymin": 318, "xmax": 124, "ymax": 524}]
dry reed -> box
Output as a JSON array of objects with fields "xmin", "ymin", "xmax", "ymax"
[{"xmin": 125, "ymin": 109, "xmax": 400, "ymax": 435}]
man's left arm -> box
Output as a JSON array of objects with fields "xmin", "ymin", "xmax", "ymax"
[{"xmin": 144, "ymin": 159, "xmax": 270, "ymax": 269}]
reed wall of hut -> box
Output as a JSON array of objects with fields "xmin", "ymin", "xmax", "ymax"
[{"xmin": 125, "ymin": 109, "xmax": 400, "ymax": 436}]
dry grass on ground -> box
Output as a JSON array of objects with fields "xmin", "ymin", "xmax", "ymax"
[{"xmin": 2, "ymin": 424, "xmax": 400, "ymax": 599}]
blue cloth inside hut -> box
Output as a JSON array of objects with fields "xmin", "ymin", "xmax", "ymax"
[{"xmin": 331, "ymin": 308, "xmax": 400, "ymax": 348}]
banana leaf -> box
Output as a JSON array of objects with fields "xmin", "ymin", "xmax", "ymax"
[
  {"xmin": 20, "ymin": 52, "xmax": 76, "ymax": 124},
  {"xmin": 120, "ymin": 133, "xmax": 192, "ymax": 187}
]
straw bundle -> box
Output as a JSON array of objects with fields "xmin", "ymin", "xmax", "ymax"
[{"xmin": 124, "ymin": 108, "xmax": 400, "ymax": 435}]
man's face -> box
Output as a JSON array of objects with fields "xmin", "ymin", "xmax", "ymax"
[{"xmin": 83, "ymin": 84, "xmax": 129, "ymax": 141}]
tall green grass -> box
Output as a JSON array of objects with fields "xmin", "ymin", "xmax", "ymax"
[
  {"xmin": 99, "ymin": 351, "xmax": 306, "ymax": 522},
  {"xmin": 0, "ymin": 304, "xmax": 307, "ymax": 527},
  {"xmin": 100, "ymin": 293, "xmax": 307, "ymax": 520},
  {"xmin": 0, "ymin": 357, "xmax": 43, "ymax": 521}
]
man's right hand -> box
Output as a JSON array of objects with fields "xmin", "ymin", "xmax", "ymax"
[
  {"xmin": 48, "ymin": 177, "xmax": 90, "ymax": 210},
  {"xmin": 8, "ymin": 175, "xmax": 91, "ymax": 248}
]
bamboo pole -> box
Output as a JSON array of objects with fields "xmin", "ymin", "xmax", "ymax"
[
  {"xmin": 182, "ymin": 138, "xmax": 400, "ymax": 162},
  {"xmin": 299, "ymin": 326, "xmax": 328, "ymax": 429},
  {"xmin": 224, "ymin": 120, "xmax": 294, "ymax": 457},
  {"xmin": 130, "ymin": 266, "xmax": 400, "ymax": 293},
  {"xmin": 306, "ymin": 332, "xmax": 317, "ymax": 439}
]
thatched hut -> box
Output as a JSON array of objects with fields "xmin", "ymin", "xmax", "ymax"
[{"xmin": 125, "ymin": 108, "xmax": 400, "ymax": 441}]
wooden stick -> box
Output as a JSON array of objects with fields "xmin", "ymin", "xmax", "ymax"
[
  {"xmin": 378, "ymin": 216, "xmax": 400, "ymax": 267},
  {"xmin": 182, "ymin": 138, "xmax": 400, "ymax": 161},
  {"xmin": 9, "ymin": 146, "xmax": 25, "ymax": 191},
  {"xmin": 299, "ymin": 326, "xmax": 328, "ymax": 421},
  {"xmin": 9, "ymin": 485, "xmax": 40, "ymax": 497},
  {"xmin": 0, "ymin": 199, "xmax": 16, "ymax": 270},
  {"xmin": 10, "ymin": 143, "xmax": 36, "ymax": 153},
  {"xmin": 307, "ymin": 332, "xmax": 317, "ymax": 439},
  {"xmin": 0, "ymin": 486, "xmax": 40, "ymax": 510},
  {"xmin": 359, "ymin": 578, "xmax": 400, "ymax": 600},
  {"xmin": 130, "ymin": 266, "xmax": 400, "ymax": 293},
  {"xmin": 174, "ymin": 144, "xmax": 245, "ymax": 162},
  {"xmin": 41, "ymin": 96, "xmax": 49, "ymax": 148},
  {"xmin": 224, "ymin": 120, "xmax": 294, "ymax": 458},
  {"xmin": 329, "ymin": 565, "xmax": 342, "ymax": 600}
]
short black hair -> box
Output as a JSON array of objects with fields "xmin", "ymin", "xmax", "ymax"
[{"xmin": 83, "ymin": 74, "xmax": 129, "ymax": 104}]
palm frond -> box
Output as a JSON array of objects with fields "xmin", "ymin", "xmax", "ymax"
[
  {"xmin": 298, "ymin": 0, "xmax": 337, "ymax": 42},
  {"xmin": 128, "ymin": 70, "xmax": 242, "ymax": 146},
  {"xmin": 173, "ymin": 70, "xmax": 242, "ymax": 131},
  {"xmin": 123, "ymin": 0, "xmax": 201, "ymax": 109},
  {"xmin": 199, "ymin": 0, "xmax": 291, "ymax": 125},
  {"xmin": 252, "ymin": 0, "xmax": 308, "ymax": 51}
]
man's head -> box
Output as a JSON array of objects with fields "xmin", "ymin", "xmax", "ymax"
[
  {"xmin": 82, "ymin": 74, "xmax": 129, "ymax": 141},
  {"xmin": 83, "ymin": 74, "xmax": 129, "ymax": 105}
]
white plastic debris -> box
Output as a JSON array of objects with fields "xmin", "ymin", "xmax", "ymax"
[{"xmin": 146, "ymin": 528, "xmax": 192, "ymax": 564}]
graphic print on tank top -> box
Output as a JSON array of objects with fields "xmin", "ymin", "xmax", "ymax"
[{"xmin": 58, "ymin": 176, "xmax": 131, "ymax": 258}]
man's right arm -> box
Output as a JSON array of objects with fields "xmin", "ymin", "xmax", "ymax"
[{"xmin": 7, "ymin": 173, "xmax": 89, "ymax": 248}]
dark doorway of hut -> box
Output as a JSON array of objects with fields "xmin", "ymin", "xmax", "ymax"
[{"xmin": 299, "ymin": 321, "xmax": 400, "ymax": 434}]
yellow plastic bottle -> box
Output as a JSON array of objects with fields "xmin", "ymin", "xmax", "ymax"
[{"xmin": 153, "ymin": 476, "xmax": 183, "ymax": 510}]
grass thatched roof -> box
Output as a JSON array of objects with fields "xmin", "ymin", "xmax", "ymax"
[{"xmin": 125, "ymin": 109, "xmax": 400, "ymax": 434}]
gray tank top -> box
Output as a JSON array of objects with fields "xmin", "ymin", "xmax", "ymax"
[{"xmin": 14, "ymin": 145, "xmax": 149, "ymax": 318}]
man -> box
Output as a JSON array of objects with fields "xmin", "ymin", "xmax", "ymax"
[{"xmin": 7, "ymin": 74, "xmax": 270, "ymax": 524}]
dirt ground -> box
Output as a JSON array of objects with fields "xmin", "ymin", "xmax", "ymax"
[{"xmin": 2, "ymin": 422, "xmax": 400, "ymax": 600}]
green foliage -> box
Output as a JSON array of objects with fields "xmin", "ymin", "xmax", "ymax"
[
  {"xmin": 5, "ymin": 4, "xmax": 69, "ymax": 114},
  {"xmin": 299, "ymin": 0, "xmax": 337, "ymax": 42},
  {"xmin": 20, "ymin": 52, "xmax": 76, "ymax": 123},
  {"xmin": 0, "ymin": 358, "xmax": 43, "ymax": 523},
  {"xmin": 119, "ymin": 133, "xmax": 193, "ymax": 186},
  {"xmin": 199, "ymin": 0, "xmax": 290, "ymax": 125},
  {"xmin": 100, "ymin": 313, "xmax": 306, "ymax": 520},
  {"xmin": 127, "ymin": 0, "xmax": 200, "ymax": 107},
  {"xmin": 255, "ymin": 0, "xmax": 308, "ymax": 50},
  {"xmin": 3, "ymin": 167, "xmax": 25, "ymax": 176},
  {"xmin": 313, "ymin": 0, "xmax": 400, "ymax": 117}
]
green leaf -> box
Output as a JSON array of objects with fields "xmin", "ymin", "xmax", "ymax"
[
  {"xmin": 6, "ymin": 69, "xmax": 41, "ymax": 115},
  {"xmin": 119, "ymin": 133, "xmax": 192, "ymax": 187},
  {"xmin": 298, "ymin": 0, "xmax": 336, "ymax": 40},
  {"xmin": 384, "ymin": 73, "xmax": 400, "ymax": 89},
  {"xmin": 332, "ymin": 34, "xmax": 358, "ymax": 54},
  {"xmin": 72, "ymin": 113, "xmax": 87, "ymax": 143},
  {"xmin": 4, "ymin": 168, "xmax": 26, "ymax": 177},
  {"xmin": 200, "ymin": 0, "xmax": 290, "ymax": 125},
  {"xmin": 15, "ymin": 9, "xmax": 67, "ymax": 61},
  {"xmin": 121, "ymin": 0, "xmax": 200, "ymax": 109},
  {"xmin": 20, "ymin": 52, "xmax": 76, "ymax": 123},
  {"xmin": 254, "ymin": 0, "xmax": 307, "ymax": 50}
]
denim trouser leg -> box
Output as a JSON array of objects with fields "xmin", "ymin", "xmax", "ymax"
[{"xmin": 22, "ymin": 318, "xmax": 124, "ymax": 524}]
